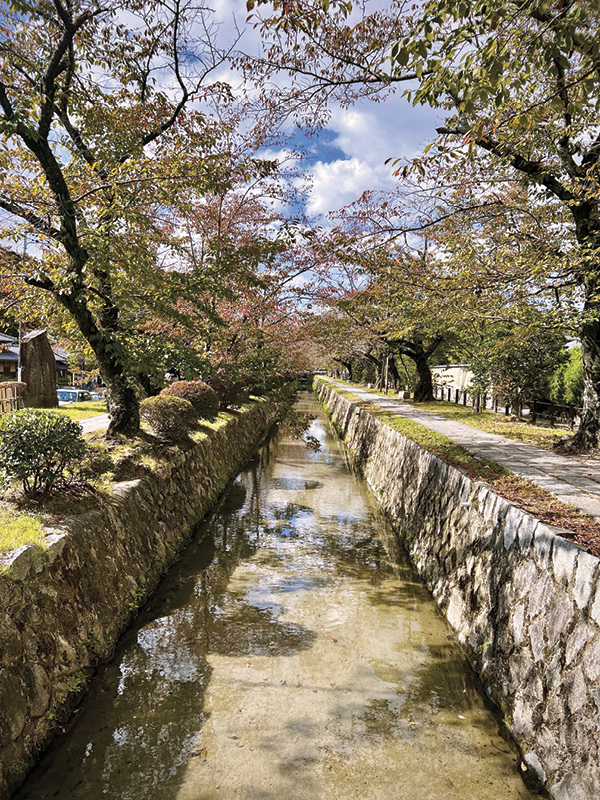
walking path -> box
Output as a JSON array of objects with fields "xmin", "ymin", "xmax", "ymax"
[
  {"xmin": 79, "ymin": 413, "xmax": 110, "ymax": 433},
  {"xmin": 329, "ymin": 380, "xmax": 600, "ymax": 519}
]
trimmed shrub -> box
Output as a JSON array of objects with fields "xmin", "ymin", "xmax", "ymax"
[
  {"xmin": 0, "ymin": 409, "xmax": 85, "ymax": 498},
  {"xmin": 141, "ymin": 395, "xmax": 198, "ymax": 439},
  {"xmin": 160, "ymin": 380, "xmax": 219, "ymax": 419},
  {"xmin": 241, "ymin": 375, "xmax": 267, "ymax": 397},
  {"xmin": 208, "ymin": 377, "xmax": 249, "ymax": 409}
]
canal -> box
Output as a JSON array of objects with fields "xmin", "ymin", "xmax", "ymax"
[{"xmin": 15, "ymin": 394, "xmax": 535, "ymax": 799}]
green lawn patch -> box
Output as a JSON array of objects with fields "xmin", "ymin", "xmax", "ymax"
[
  {"xmin": 54, "ymin": 401, "xmax": 107, "ymax": 421},
  {"xmin": 0, "ymin": 506, "xmax": 45, "ymax": 555},
  {"xmin": 407, "ymin": 400, "xmax": 568, "ymax": 450}
]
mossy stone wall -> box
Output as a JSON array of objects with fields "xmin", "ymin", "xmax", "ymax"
[
  {"xmin": 316, "ymin": 378, "xmax": 600, "ymax": 800},
  {"xmin": 0, "ymin": 398, "xmax": 278, "ymax": 798}
]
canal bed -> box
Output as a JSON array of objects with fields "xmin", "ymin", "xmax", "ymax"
[{"xmin": 15, "ymin": 395, "xmax": 536, "ymax": 800}]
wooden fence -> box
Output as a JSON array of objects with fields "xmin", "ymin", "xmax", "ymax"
[
  {"xmin": 0, "ymin": 383, "xmax": 22, "ymax": 415},
  {"xmin": 432, "ymin": 384, "xmax": 582, "ymax": 428}
]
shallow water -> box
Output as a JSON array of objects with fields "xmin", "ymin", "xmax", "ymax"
[{"xmin": 16, "ymin": 394, "xmax": 535, "ymax": 800}]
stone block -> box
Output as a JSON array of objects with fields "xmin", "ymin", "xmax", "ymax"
[
  {"xmin": 566, "ymin": 621, "xmax": 594, "ymax": 667},
  {"xmin": 545, "ymin": 688, "xmax": 565, "ymax": 727},
  {"xmin": 545, "ymin": 594, "xmax": 574, "ymax": 649},
  {"xmin": 533, "ymin": 527, "xmax": 554, "ymax": 569},
  {"xmin": 574, "ymin": 550, "xmax": 599, "ymax": 611},
  {"xmin": 511, "ymin": 695, "xmax": 535, "ymax": 739},
  {"xmin": 551, "ymin": 769, "xmax": 600, "ymax": 800},
  {"xmin": 0, "ymin": 614, "xmax": 23, "ymax": 668},
  {"xmin": 591, "ymin": 584, "xmax": 600, "ymax": 626},
  {"xmin": 512, "ymin": 602, "xmax": 525, "ymax": 647},
  {"xmin": 567, "ymin": 669, "xmax": 589, "ymax": 714},
  {"xmin": 513, "ymin": 559, "xmax": 539, "ymax": 601},
  {"xmin": 1, "ymin": 545, "xmax": 45, "ymax": 582},
  {"xmin": 508, "ymin": 646, "xmax": 533, "ymax": 696},
  {"xmin": 503, "ymin": 504, "xmax": 521, "ymax": 550},
  {"xmin": 517, "ymin": 513, "xmax": 539, "ymax": 551},
  {"xmin": 552, "ymin": 536, "xmax": 579, "ymax": 587},
  {"xmin": 523, "ymin": 751, "xmax": 546, "ymax": 784},
  {"xmin": 23, "ymin": 664, "xmax": 49, "ymax": 718},
  {"xmin": 0, "ymin": 672, "xmax": 27, "ymax": 746},
  {"xmin": 528, "ymin": 573, "xmax": 553, "ymax": 620},
  {"xmin": 529, "ymin": 618, "xmax": 545, "ymax": 662},
  {"xmin": 583, "ymin": 637, "xmax": 600, "ymax": 682},
  {"xmin": 44, "ymin": 531, "xmax": 68, "ymax": 564},
  {"xmin": 20, "ymin": 329, "xmax": 58, "ymax": 408}
]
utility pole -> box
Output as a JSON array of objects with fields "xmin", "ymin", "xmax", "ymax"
[
  {"xmin": 384, "ymin": 354, "xmax": 389, "ymax": 395},
  {"xmin": 17, "ymin": 233, "xmax": 27, "ymax": 382}
]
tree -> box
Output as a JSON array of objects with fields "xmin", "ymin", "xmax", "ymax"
[
  {"xmin": 247, "ymin": 0, "xmax": 600, "ymax": 449},
  {"xmin": 471, "ymin": 325, "xmax": 568, "ymax": 418},
  {"xmin": 0, "ymin": 0, "xmax": 236, "ymax": 435},
  {"xmin": 309, "ymin": 229, "xmax": 465, "ymax": 399},
  {"xmin": 551, "ymin": 346, "xmax": 584, "ymax": 408}
]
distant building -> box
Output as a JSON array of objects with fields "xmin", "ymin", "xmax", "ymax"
[
  {"xmin": 431, "ymin": 364, "xmax": 474, "ymax": 392},
  {"xmin": 0, "ymin": 332, "xmax": 69, "ymax": 384}
]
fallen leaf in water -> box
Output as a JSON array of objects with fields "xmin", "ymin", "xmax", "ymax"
[
  {"xmin": 228, "ymin": 735, "xmax": 239, "ymax": 740},
  {"xmin": 190, "ymin": 748, "xmax": 207, "ymax": 760}
]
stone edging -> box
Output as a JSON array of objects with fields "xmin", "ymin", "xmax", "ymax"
[
  {"xmin": 0, "ymin": 397, "xmax": 279, "ymax": 798},
  {"xmin": 316, "ymin": 377, "xmax": 600, "ymax": 800}
]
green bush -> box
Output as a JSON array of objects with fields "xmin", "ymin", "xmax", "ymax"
[
  {"xmin": 241, "ymin": 375, "xmax": 267, "ymax": 396},
  {"xmin": 0, "ymin": 409, "xmax": 85, "ymax": 498},
  {"xmin": 140, "ymin": 395, "xmax": 198, "ymax": 439},
  {"xmin": 160, "ymin": 380, "xmax": 219, "ymax": 419},
  {"xmin": 208, "ymin": 377, "xmax": 249, "ymax": 409}
]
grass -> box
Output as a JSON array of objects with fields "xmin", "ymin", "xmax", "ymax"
[
  {"xmin": 334, "ymin": 379, "xmax": 570, "ymax": 451},
  {"xmin": 54, "ymin": 400, "xmax": 107, "ymax": 421},
  {"xmin": 0, "ymin": 505, "xmax": 45, "ymax": 555},
  {"xmin": 407, "ymin": 400, "xmax": 568, "ymax": 450},
  {"xmin": 0, "ymin": 397, "xmax": 271, "ymax": 556},
  {"xmin": 318, "ymin": 378, "xmax": 600, "ymax": 556}
]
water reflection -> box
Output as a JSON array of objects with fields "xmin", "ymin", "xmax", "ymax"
[{"xmin": 16, "ymin": 395, "xmax": 536, "ymax": 800}]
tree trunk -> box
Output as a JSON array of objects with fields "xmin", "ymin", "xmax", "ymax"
[
  {"xmin": 413, "ymin": 353, "xmax": 434, "ymax": 402},
  {"xmin": 57, "ymin": 290, "xmax": 140, "ymax": 437},
  {"xmin": 571, "ymin": 309, "xmax": 600, "ymax": 448},
  {"xmin": 388, "ymin": 357, "xmax": 400, "ymax": 390},
  {"xmin": 569, "ymin": 214, "xmax": 600, "ymax": 450},
  {"xmin": 105, "ymin": 373, "xmax": 140, "ymax": 437}
]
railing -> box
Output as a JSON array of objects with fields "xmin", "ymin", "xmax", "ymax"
[
  {"xmin": 0, "ymin": 382, "xmax": 23, "ymax": 415},
  {"xmin": 433, "ymin": 384, "xmax": 582, "ymax": 429}
]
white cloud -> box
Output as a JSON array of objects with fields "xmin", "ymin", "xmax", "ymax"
[
  {"xmin": 331, "ymin": 95, "xmax": 441, "ymax": 160},
  {"xmin": 303, "ymin": 96, "xmax": 443, "ymax": 217},
  {"xmin": 307, "ymin": 157, "xmax": 395, "ymax": 216}
]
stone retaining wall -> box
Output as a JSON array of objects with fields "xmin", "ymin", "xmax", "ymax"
[
  {"xmin": 316, "ymin": 378, "xmax": 600, "ymax": 800},
  {"xmin": 0, "ymin": 399, "xmax": 278, "ymax": 798}
]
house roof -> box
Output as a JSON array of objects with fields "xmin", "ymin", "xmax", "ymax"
[{"xmin": 0, "ymin": 340, "xmax": 69, "ymax": 368}]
